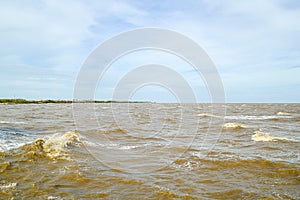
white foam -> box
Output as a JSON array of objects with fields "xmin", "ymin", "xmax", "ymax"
[
  {"xmin": 0, "ymin": 182, "xmax": 17, "ymax": 190},
  {"xmin": 277, "ymin": 112, "xmax": 292, "ymax": 116},
  {"xmin": 225, "ymin": 115, "xmax": 291, "ymax": 120},
  {"xmin": 197, "ymin": 113, "xmax": 217, "ymax": 118},
  {"xmin": 223, "ymin": 123, "xmax": 246, "ymax": 129},
  {"xmin": 0, "ymin": 120, "xmax": 25, "ymax": 124},
  {"xmin": 42, "ymin": 130, "xmax": 81, "ymax": 158},
  {"xmin": 0, "ymin": 140, "xmax": 28, "ymax": 152},
  {"xmin": 84, "ymin": 140, "xmax": 148, "ymax": 151},
  {"xmin": 251, "ymin": 130, "xmax": 296, "ymax": 142},
  {"xmin": 47, "ymin": 196, "xmax": 63, "ymax": 200},
  {"xmin": 119, "ymin": 145, "xmax": 139, "ymax": 150}
]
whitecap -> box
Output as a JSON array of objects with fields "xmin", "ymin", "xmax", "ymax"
[
  {"xmin": 0, "ymin": 182, "xmax": 17, "ymax": 190},
  {"xmin": 0, "ymin": 120, "xmax": 25, "ymax": 124},
  {"xmin": 47, "ymin": 196, "xmax": 63, "ymax": 200},
  {"xmin": 197, "ymin": 113, "xmax": 217, "ymax": 118},
  {"xmin": 225, "ymin": 115, "xmax": 291, "ymax": 120},
  {"xmin": 119, "ymin": 145, "xmax": 139, "ymax": 150},
  {"xmin": 223, "ymin": 123, "xmax": 246, "ymax": 129},
  {"xmin": 0, "ymin": 127, "xmax": 38, "ymax": 151},
  {"xmin": 42, "ymin": 130, "xmax": 81, "ymax": 158},
  {"xmin": 277, "ymin": 112, "xmax": 292, "ymax": 116},
  {"xmin": 0, "ymin": 140, "xmax": 28, "ymax": 152},
  {"xmin": 251, "ymin": 130, "xmax": 296, "ymax": 142}
]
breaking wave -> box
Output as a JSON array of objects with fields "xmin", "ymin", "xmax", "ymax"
[
  {"xmin": 251, "ymin": 130, "xmax": 296, "ymax": 142},
  {"xmin": 223, "ymin": 123, "xmax": 246, "ymax": 130},
  {"xmin": 0, "ymin": 127, "xmax": 38, "ymax": 151},
  {"xmin": 277, "ymin": 112, "xmax": 292, "ymax": 116},
  {"xmin": 41, "ymin": 130, "xmax": 81, "ymax": 159},
  {"xmin": 5, "ymin": 130, "xmax": 82, "ymax": 160},
  {"xmin": 225, "ymin": 115, "xmax": 294, "ymax": 120},
  {"xmin": 0, "ymin": 121, "xmax": 25, "ymax": 124},
  {"xmin": 197, "ymin": 113, "xmax": 218, "ymax": 118}
]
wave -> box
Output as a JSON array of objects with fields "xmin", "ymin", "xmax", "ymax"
[
  {"xmin": 0, "ymin": 127, "xmax": 39, "ymax": 151},
  {"xmin": 19, "ymin": 130, "xmax": 81, "ymax": 159},
  {"xmin": 223, "ymin": 123, "xmax": 246, "ymax": 129},
  {"xmin": 84, "ymin": 140, "xmax": 151, "ymax": 151},
  {"xmin": 0, "ymin": 120, "xmax": 25, "ymax": 124},
  {"xmin": 251, "ymin": 130, "xmax": 296, "ymax": 142},
  {"xmin": 0, "ymin": 182, "xmax": 17, "ymax": 190},
  {"xmin": 118, "ymin": 145, "xmax": 140, "ymax": 150},
  {"xmin": 225, "ymin": 115, "xmax": 287, "ymax": 120},
  {"xmin": 104, "ymin": 128, "xmax": 127, "ymax": 134},
  {"xmin": 42, "ymin": 130, "xmax": 81, "ymax": 158},
  {"xmin": 197, "ymin": 113, "xmax": 218, "ymax": 118},
  {"xmin": 0, "ymin": 161, "xmax": 10, "ymax": 173},
  {"xmin": 277, "ymin": 112, "xmax": 292, "ymax": 116},
  {"xmin": 172, "ymin": 155, "xmax": 299, "ymax": 173},
  {"xmin": 163, "ymin": 118, "xmax": 177, "ymax": 123}
]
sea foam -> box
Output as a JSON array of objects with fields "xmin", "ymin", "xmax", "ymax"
[
  {"xmin": 0, "ymin": 120, "xmax": 25, "ymax": 124},
  {"xmin": 0, "ymin": 182, "xmax": 17, "ymax": 190},
  {"xmin": 251, "ymin": 130, "xmax": 295, "ymax": 142},
  {"xmin": 20, "ymin": 130, "xmax": 81, "ymax": 160},
  {"xmin": 42, "ymin": 130, "xmax": 81, "ymax": 158},
  {"xmin": 277, "ymin": 112, "xmax": 292, "ymax": 116},
  {"xmin": 223, "ymin": 123, "xmax": 246, "ymax": 129}
]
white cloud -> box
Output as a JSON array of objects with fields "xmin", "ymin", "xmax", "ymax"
[{"xmin": 0, "ymin": 0, "xmax": 299, "ymax": 101}]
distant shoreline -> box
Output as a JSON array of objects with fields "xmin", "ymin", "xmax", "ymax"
[
  {"xmin": 0, "ymin": 99, "xmax": 298, "ymax": 104},
  {"xmin": 0, "ymin": 99, "xmax": 149, "ymax": 104}
]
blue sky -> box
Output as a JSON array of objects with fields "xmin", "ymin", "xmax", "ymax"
[{"xmin": 0, "ymin": 0, "xmax": 299, "ymax": 102}]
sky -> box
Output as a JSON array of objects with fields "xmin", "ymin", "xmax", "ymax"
[{"xmin": 0, "ymin": 0, "xmax": 299, "ymax": 102}]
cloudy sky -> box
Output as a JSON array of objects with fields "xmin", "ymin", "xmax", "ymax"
[{"xmin": 1, "ymin": 0, "xmax": 299, "ymax": 102}]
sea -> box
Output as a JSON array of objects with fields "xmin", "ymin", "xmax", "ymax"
[{"xmin": 0, "ymin": 103, "xmax": 299, "ymax": 199}]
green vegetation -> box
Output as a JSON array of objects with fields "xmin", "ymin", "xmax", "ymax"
[
  {"xmin": 0, "ymin": 99, "xmax": 72, "ymax": 104},
  {"xmin": 0, "ymin": 99, "xmax": 150, "ymax": 104}
]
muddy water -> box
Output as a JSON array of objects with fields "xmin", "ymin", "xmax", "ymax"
[{"xmin": 0, "ymin": 103, "xmax": 299, "ymax": 199}]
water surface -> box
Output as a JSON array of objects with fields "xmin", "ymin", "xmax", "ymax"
[{"xmin": 0, "ymin": 103, "xmax": 299, "ymax": 199}]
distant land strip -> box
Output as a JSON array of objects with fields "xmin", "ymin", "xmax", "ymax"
[{"xmin": 0, "ymin": 99, "xmax": 150, "ymax": 104}]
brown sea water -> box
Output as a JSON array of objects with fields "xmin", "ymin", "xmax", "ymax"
[{"xmin": 0, "ymin": 103, "xmax": 299, "ymax": 199}]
